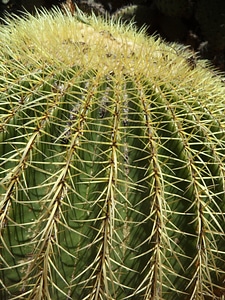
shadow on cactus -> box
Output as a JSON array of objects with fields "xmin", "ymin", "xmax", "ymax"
[{"xmin": 1, "ymin": 6, "xmax": 225, "ymax": 300}]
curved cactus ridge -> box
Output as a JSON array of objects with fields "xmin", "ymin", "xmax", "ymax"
[
  {"xmin": 1, "ymin": 7, "xmax": 225, "ymax": 300},
  {"xmin": 112, "ymin": 4, "xmax": 156, "ymax": 29}
]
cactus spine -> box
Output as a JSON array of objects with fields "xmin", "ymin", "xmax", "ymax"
[{"xmin": 1, "ymin": 8, "xmax": 225, "ymax": 300}]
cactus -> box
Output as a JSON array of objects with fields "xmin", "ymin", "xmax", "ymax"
[
  {"xmin": 1, "ymin": 7, "xmax": 225, "ymax": 300},
  {"xmin": 112, "ymin": 4, "xmax": 156, "ymax": 29},
  {"xmin": 70, "ymin": 0, "xmax": 107, "ymax": 17}
]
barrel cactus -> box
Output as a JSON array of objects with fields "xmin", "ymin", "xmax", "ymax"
[
  {"xmin": 1, "ymin": 7, "xmax": 225, "ymax": 300},
  {"xmin": 112, "ymin": 4, "xmax": 156, "ymax": 29}
]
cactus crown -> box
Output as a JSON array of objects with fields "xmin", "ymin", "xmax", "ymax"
[{"xmin": 1, "ymin": 7, "xmax": 225, "ymax": 300}]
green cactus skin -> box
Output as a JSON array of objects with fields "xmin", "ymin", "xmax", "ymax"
[
  {"xmin": 154, "ymin": 0, "xmax": 193, "ymax": 18},
  {"xmin": 196, "ymin": 0, "xmax": 225, "ymax": 52},
  {"xmin": 1, "ymin": 7, "xmax": 225, "ymax": 300}
]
